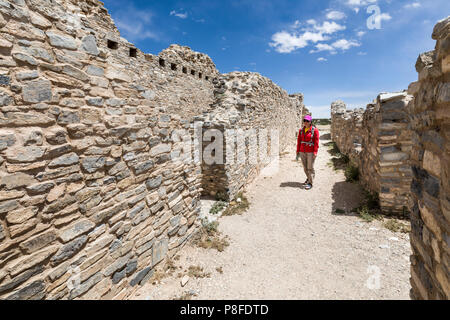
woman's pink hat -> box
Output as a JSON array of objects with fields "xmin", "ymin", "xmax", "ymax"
[{"xmin": 304, "ymin": 115, "xmax": 312, "ymax": 121}]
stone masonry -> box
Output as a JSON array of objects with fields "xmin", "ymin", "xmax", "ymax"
[
  {"xmin": 408, "ymin": 16, "xmax": 450, "ymax": 300},
  {"xmin": 331, "ymin": 91, "xmax": 414, "ymax": 215},
  {"xmin": 0, "ymin": 0, "xmax": 305, "ymax": 299}
]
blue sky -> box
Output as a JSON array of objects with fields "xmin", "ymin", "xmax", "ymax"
[{"xmin": 102, "ymin": 0, "xmax": 449, "ymax": 118}]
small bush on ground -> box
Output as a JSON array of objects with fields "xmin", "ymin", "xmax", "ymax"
[
  {"xmin": 209, "ymin": 201, "xmax": 227, "ymax": 215},
  {"xmin": 345, "ymin": 163, "xmax": 360, "ymax": 182},
  {"xmin": 191, "ymin": 219, "xmax": 230, "ymax": 252},
  {"xmin": 222, "ymin": 192, "xmax": 250, "ymax": 216}
]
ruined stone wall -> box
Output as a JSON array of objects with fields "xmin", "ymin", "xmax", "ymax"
[
  {"xmin": 408, "ymin": 16, "xmax": 450, "ymax": 300},
  {"xmin": 201, "ymin": 72, "xmax": 304, "ymax": 200},
  {"xmin": 0, "ymin": 0, "xmax": 306, "ymax": 300},
  {"xmin": 331, "ymin": 92, "xmax": 413, "ymax": 215},
  {"xmin": 0, "ymin": 0, "xmax": 220, "ymax": 300}
]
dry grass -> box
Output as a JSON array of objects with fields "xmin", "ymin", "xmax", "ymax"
[
  {"xmin": 187, "ymin": 265, "xmax": 211, "ymax": 279},
  {"xmin": 383, "ymin": 219, "xmax": 411, "ymax": 233},
  {"xmin": 222, "ymin": 192, "xmax": 250, "ymax": 216},
  {"xmin": 173, "ymin": 292, "xmax": 193, "ymax": 300},
  {"xmin": 191, "ymin": 219, "xmax": 230, "ymax": 252},
  {"xmin": 150, "ymin": 258, "xmax": 178, "ymax": 285}
]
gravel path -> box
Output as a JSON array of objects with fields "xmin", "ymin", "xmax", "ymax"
[{"xmin": 130, "ymin": 126, "xmax": 412, "ymax": 300}]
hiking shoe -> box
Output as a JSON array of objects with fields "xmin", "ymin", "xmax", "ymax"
[{"xmin": 305, "ymin": 183, "xmax": 312, "ymax": 190}]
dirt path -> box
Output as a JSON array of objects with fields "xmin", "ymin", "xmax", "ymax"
[{"xmin": 130, "ymin": 125, "xmax": 412, "ymax": 300}]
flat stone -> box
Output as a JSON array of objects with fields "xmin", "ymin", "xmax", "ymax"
[
  {"xmin": 146, "ymin": 176, "xmax": 162, "ymax": 189},
  {"xmin": 68, "ymin": 272, "xmax": 102, "ymax": 300},
  {"xmin": 379, "ymin": 92, "xmax": 408, "ymax": 103},
  {"xmin": 130, "ymin": 267, "xmax": 153, "ymax": 287},
  {"xmin": 150, "ymin": 144, "xmax": 171, "ymax": 156},
  {"xmin": 45, "ymin": 130, "xmax": 67, "ymax": 145},
  {"xmin": 0, "ymin": 190, "xmax": 25, "ymax": 201},
  {"xmin": 6, "ymin": 206, "xmax": 38, "ymax": 224},
  {"xmin": 0, "ymin": 90, "xmax": 13, "ymax": 106},
  {"xmin": 22, "ymin": 79, "xmax": 52, "ymax": 103},
  {"xmin": 0, "ymin": 200, "xmax": 19, "ymax": 214},
  {"xmin": 57, "ymin": 110, "xmax": 80, "ymax": 124},
  {"xmin": 12, "ymin": 52, "xmax": 38, "ymax": 66},
  {"xmin": 6, "ymin": 280, "xmax": 45, "ymax": 300},
  {"xmin": 46, "ymin": 31, "xmax": 78, "ymax": 50},
  {"xmin": 0, "ymin": 75, "xmax": 10, "ymax": 86},
  {"xmin": 0, "ymin": 133, "xmax": 16, "ymax": 147},
  {"xmin": 62, "ymin": 64, "xmax": 89, "ymax": 82},
  {"xmin": 59, "ymin": 219, "xmax": 96, "ymax": 243},
  {"xmin": 152, "ymin": 238, "xmax": 168, "ymax": 267},
  {"xmin": 86, "ymin": 65, "xmax": 104, "ymax": 77},
  {"xmin": 0, "ymin": 265, "xmax": 43, "ymax": 295},
  {"xmin": 81, "ymin": 156, "xmax": 106, "ymax": 173},
  {"xmin": 48, "ymin": 152, "xmax": 79, "ymax": 168},
  {"xmin": 9, "ymin": 245, "xmax": 59, "ymax": 277},
  {"xmin": 0, "ymin": 172, "xmax": 37, "ymax": 190},
  {"xmin": 26, "ymin": 46, "xmax": 54, "ymax": 63},
  {"xmin": 103, "ymin": 253, "xmax": 132, "ymax": 277},
  {"xmin": 51, "ymin": 235, "xmax": 88, "ymax": 265},
  {"xmin": 1, "ymin": 112, "xmax": 55, "ymax": 126},
  {"xmin": 5, "ymin": 146, "xmax": 46, "ymax": 163},
  {"xmin": 47, "ymin": 183, "xmax": 66, "ymax": 202},
  {"xmin": 20, "ymin": 229, "xmax": 58, "ymax": 254},
  {"xmin": 112, "ymin": 268, "xmax": 126, "ymax": 284},
  {"xmin": 86, "ymin": 97, "xmax": 103, "ymax": 106},
  {"xmin": 29, "ymin": 11, "xmax": 52, "ymax": 29},
  {"xmin": 81, "ymin": 35, "xmax": 99, "ymax": 56},
  {"xmin": 126, "ymin": 260, "xmax": 138, "ymax": 276}
]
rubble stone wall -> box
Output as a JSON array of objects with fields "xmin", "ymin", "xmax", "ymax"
[
  {"xmin": 0, "ymin": 0, "xmax": 218, "ymax": 300},
  {"xmin": 408, "ymin": 16, "xmax": 450, "ymax": 300},
  {"xmin": 200, "ymin": 72, "xmax": 304, "ymax": 200},
  {"xmin": 331, "ymin": 92, "xmax": 414, "ymax": 215},
  {"xmin": 0, "ymin": 0, "xmax": 305, "ymax": 300}
]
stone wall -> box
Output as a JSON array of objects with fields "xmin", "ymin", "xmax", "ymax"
[
  {"xmin": 331, "ymin": 92, "xmax": 414, "ymax": 215},
  {"xmin": 408, "ymin": 16, "xmax": 450, "ymax": 300},
  {"xmin": 0, "ymin": 0, "xmax": 305, "ymax": 300},
  {"xmin": 200, "ymin": 72, "xmax": 304, "ymax": 200},
  {"xmin": 0, "ymin": 0, "xmax": 220, "ymax": 300}
]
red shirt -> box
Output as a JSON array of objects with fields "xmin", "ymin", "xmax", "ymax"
[{"xmin": 297, "ymin": 126, "xmax": 319, "ymax": 155}]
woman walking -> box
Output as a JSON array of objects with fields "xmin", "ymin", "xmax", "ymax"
[{"xmin": 296, "ymin": 115, "xmax": 319, "ymax": 190}]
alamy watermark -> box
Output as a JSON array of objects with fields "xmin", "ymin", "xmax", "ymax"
[{"xmin": 170, "ymin": 123, "xmax": 281, "ymax": 174}]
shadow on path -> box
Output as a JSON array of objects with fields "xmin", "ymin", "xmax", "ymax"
[{"xmin": 280, "ymin": 182, "xmax": 306, "ymax": 189}]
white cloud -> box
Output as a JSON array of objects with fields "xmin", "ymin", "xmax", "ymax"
[
  {"xmin": 317, "ymin": 57, "xmax": 327, "ymax": 62},
  {"xmin": 313, "ymin": 21, "xmax": 346, "ymax": 34},
  {"xmin": 310, "ymin": 39, "xmax": 360, "ymax": 54},
  {"xmin": 170, "ymin": 10, "xmax": 188, "ymax": 19},
  {"xmin": 332, "ymin": 39, "xmax": 361, "ymax": 50},
  {"xmin": 356, "ymin": 31, "xmax": 366, "ymax": 37},
  {"xmin": 404, "ymin": 2, "xmax": 421, "ymax": 9},
  {"xmin": 113, "ymin": 6, "xmax": 158, "ymax": 41},
  {"xmin": 357, "ymin": 51, "xmax": 367, "ymax": 55},
  {"xmin": 307, "ymin": 19, "xmax": 317, "ymax": 25},
  {"xmin": 374, "ymin": 13, "xmax": 392, "ymax": 25},
  {"xmin": 270, "ymin": 30, "xmax": 328, "ymax": 53},
  {"xmin": 310, "ymin": 43, "xmax": 336, "ymax": 54},
  {"xmin": 346, "ymin": 0, "xmax": 377, "ymax": 6},
  {"xmin": 326, "ymin": 11, "xmax": 346, "ymax": 20}
]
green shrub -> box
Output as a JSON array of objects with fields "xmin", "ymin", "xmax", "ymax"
[
  {"xmin": 209, "ymin": 201, "xmax": 227, "ymax": 215},
  {"xmin": 215, "ymin": 191, "xmax": 229, "ymax": 202},
  {"xmin": 345, "ymin": 164, "xmax": 359, "ymax": 182}
]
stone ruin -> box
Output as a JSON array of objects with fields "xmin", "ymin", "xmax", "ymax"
[
  {"xmin": 331, "ymin": 92, "xmax": 414, "ymax": 215},
  {"xmin": 0, "ymin": 0, "xmax": 305, "ymax": 299},
  {"xmin": 331, "ymin": 16, "xmax": 449, "ymax": 299}
]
